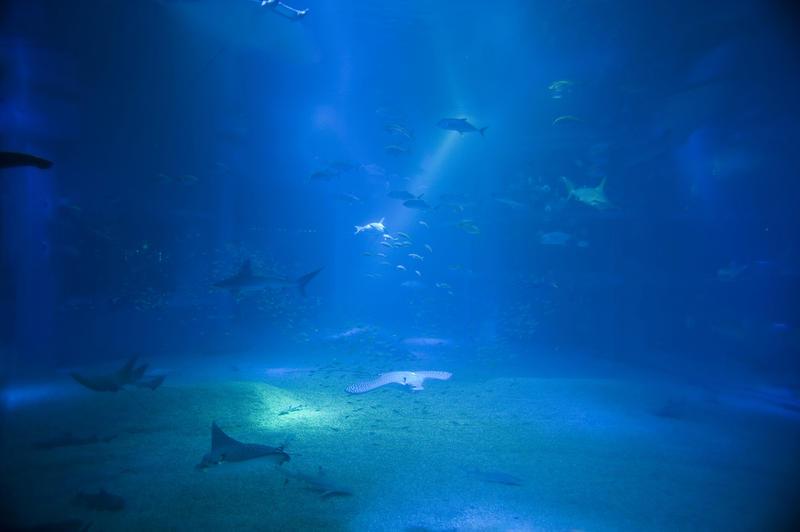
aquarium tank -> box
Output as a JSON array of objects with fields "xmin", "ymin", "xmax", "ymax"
[{"xmin": 1, "ymin": 1, "xmax": 799, "ymax": 530}]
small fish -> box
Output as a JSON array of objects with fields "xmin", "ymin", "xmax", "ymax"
[
  {"xmin": 380, "ymin": 241, "xmax": 393, "ymax": 248},
  {"xmin": 362, "ymin": 252, "xmax": 374, "ymax": 256},
  {"xmin": 379, "ymin": 261, "xmax": 391, "ymax": 266},
  {"xmin": 408, "ymin": 253, "xmax": 424, "ymax": 261},
  {"xmin": 333, "ymin": 192, "xmax": 360, "ymax": 204},
  {"xmin": 397, "ymin": 231, "xmax": 412, "ymax": 240},
  {"xmin": 424, "ymin": 244, "xmax": 433, "ymax": 253},
  {"xmin": 311, "ymin": 168, "xmax": 339, "ymax": 181},
  {"xmin": 419, "ymin": 221, "xmax": 429, "ymax": 229},
  {"xmin": 376, "ymin": 253, "xmax": 387, "ymax": 257},
  {"xmin": 492, "ymin": 194, "xmax": 528, "ymax": 209},
  {"xmin": 384, "ymin": 123, "xmax": 413, "ymax": 140},
  {"xmin": 437, "ymin": 118, "xmax": 488, "ymax": 136},
  {"xmin": 365, "ymin": 273, "xmax": 382, "ymax": 278},
  {"xmin": 383, "ymin": 233, "xmax": 396, "ymax": 240},
  {"xmin": 552, "ymin": 115, "xmax": 583, "ymax": 126},
  {"xmin": 435, "ymin": 282, "xmax": 452, "ymax": 290},
  {"xmin": 396, "ymin": 265, "xmax": 407, "ymax": 271},
  {"xmin": 384, "ymin": 145, "xmax": 409, "ymax": 156},
  {"xmin": 459, "ymin": 220, "xmax": 481, "ymax": 235},
  {"xmin": 415, "ymin": 270, "xmax": 422, "ymax": 277}
]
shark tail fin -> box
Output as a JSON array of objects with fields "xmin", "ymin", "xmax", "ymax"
[
  {"xmin": 479, "ymin": 126, "xmax": 488, "ymax": 136},
  {"xmin": 296, "ymin": 267, "xmax": 324, "ymax": 297}
]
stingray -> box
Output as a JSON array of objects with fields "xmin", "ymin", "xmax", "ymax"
[
  {"xmin": 196, "ymin": 422, "xmax": 291, "ymax": 470},
  {"xmin": 345, "ymin": 371, "xmax": 452, "ymax": 394},
  {"xmin": 70, "ymin": 357, "xmax": 165, "ymax": 392}
]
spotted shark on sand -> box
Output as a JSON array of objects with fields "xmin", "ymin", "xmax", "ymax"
[{"xmin": 345, "ymin": 371, "xmax": 452, "ymax": 394}]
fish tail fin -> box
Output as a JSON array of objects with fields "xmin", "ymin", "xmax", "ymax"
[
  {"xmin": 561, "ymin": 176, "xmax": 575, "ymax": 197},
  {"xmin": 296, "ymin": 267, "xmax": 324, "ymax": 297},
  {"xmin": 479, "ymin": 126, "xmax": 488, "ymax": 136},
  {"xmin": 354, "ymin": 226, "xmax": 360, "ymax": 234}
]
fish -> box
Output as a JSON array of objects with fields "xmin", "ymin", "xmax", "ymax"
[
  {"xmin": 345, "ymin": 371, "xmax": 452, "ymax": 393},
  {"xmin": 561, "ymin": 176, "xmax": 611, "ymax": 209},
  {"xmin": 72, "ymin": 489, "xmax": 125, "ymax": 512},
  {"xmin": 333, "ymin": 192, "xmax": 360, "ymax": 204},
  {"xmin": 403, "ymin": 198, "xmax": 432, "ymax": 210},
  {"xmin": 408, "ymin": 253, "xmax": 424, "ymax": 261},
  {"xmin": 415, "ymin": 270, "xmax": 422, "ymax": 277},
  {"xmin": 384, "ymin": 145, "xmax": 409, "ymax": 156},
  {"xmin": 424, "ymin": 244, "xmax": 433, "ymax": 253},
  {"xmin": 396, "ymin": 265, "xmax": 407, "ymax": 271},
  {"xmin": 539, "ymin": 232, "xmax": 573, "ymax": 246},
  {"xmin": 464, "ymin": 468, "xmax": 523, "ymax": 486},
  {"xmin": 380, "ymin": 242, "xmax": 393, "ymax": 248},
  {"xmin": 310, "ymin": 168, "xmax": 339, "ymax": 181},
  {"xmin": 492, "ymin": 194, "xmax": 528, "ymax": 209},
  {"xmin": 387, "ymin": 190, "xmax": 416, "ymax": 200},
  {"xmin": 213, "ymin": 260, "xmax": 323, "ymax": 297},
  {"xmin": 196, "ymin": 422, "xmax": 291, "ymax": 470},
  {"xmin": 396, "ymin": 231, "xmax": 412, "ymax": 240},
  {"xmin": 362, "ymin": 252, "xmax": 374, "ymax": 256},
  {"xmin": 32, "ymin": 432, "xmax": 116, "ymax": 451},
  {"xmin": 354, "ymin": 217, "xmax": 385, "ymax": 234},
  {"xmin": 548, "ymin": 80, "xmax": 576, "ymax": 99},
  {"xmin": 277, "ymin": 465, "xmax": 354, "ymax": 498},
  {"xmin": 552, "ymin": 115, "xmax": 582, "ymax": 125},
  {"xmin": 262, "ymin": 0, "xmax": 308, "ymax": 20},
  {"xmin": 70, "ymin": 357, "xmax": 163, "ymax": 393},
  {"xmin": 419, "ymin": 221, "xmax": 429, "ymax": 229},
  {"xmin": 0, "ymin": 151, "xmax": 53, "ymax": 170},
  {"xmin": 327, "ymin": 327, "xmax": 369, "ymax": 340},
  {"xmin": 459, "ymin": 220, "xmax": 481, "ymax": 235},
  {"xmin": 402, "ymin": 337, "xmax": 451, "ymax": 347},
  {"xmin": 384, "ymin": 123, "xmax": 413, "ymax": 140},
  {"xmin": 365, "ymin": 273, "xmax": 382, "ymax": 278},
  {"xmin": 437, "ymin": 118, "xmax": 488, "ymax": 136}
]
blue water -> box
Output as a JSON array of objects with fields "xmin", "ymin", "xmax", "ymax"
[{"xmin": 1, "ymin": 1, "xmax": 799, "ymax": 530}]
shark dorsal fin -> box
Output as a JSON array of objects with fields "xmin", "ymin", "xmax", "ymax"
[
  {"xmin": 116, "ymin": 357, "xmax": 138, "ymax": 383},
  {"xmin": 211, "ymin": 422, "xmax": 241, "ymax": 451},
  {"xmin": 238, "ymin": 260, "xmax": 253, "ymax": 278},
  {"xmin": 597, "ymin": 177, "xmax": 606, "ymax": 191}
]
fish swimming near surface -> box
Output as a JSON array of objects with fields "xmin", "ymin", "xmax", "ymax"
[
  {"xmin": 196, "ymin": 422, "xmax": 291, "ymax": 470},
  {"xmin": 437, "ymin": 118, "xmax": 488, "ymax": 136},
  {"xmin": 72, "ymin": 489, "xmax": 125, "ymax": 511},
  {"xmin": 0, "ymin": 151, "xmax": 53, "ymax": 170},
  {"xmin": 214, "ymin": 260, "xmax": 323, "ymax": 297},
  {"xmin": 345, "ymin": 371, "xmax": 452, "ymax": 393},
  {"xmin": 70, "ymin": 357, "xmax": 163, "ymax": 392},
  {"xmin": 561, "ymin": 176, "xmax": 611, "ymax": 209}
]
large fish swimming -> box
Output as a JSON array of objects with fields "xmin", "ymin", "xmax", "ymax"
[
  {"xmin": 214, "ymin": 260, "xmax": 323, "ymax": 297},
  {"xmin": 0, "ymin": 151, "xmax": 53, "ymax": 170},
  {"xmin": 437, "ymin": 118, "xmax": 488, "ymax": 136}
]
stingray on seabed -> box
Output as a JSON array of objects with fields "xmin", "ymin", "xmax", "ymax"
[{"xmin": 196, "ymin": 422, "xmax": 292, "ymax": 470}]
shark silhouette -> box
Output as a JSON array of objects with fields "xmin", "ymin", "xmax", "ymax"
[
  {"xmin": 345, "ymin": 371, "xmax": 452, "ymax": 394},
  {"xmin": 70, "ymin": 357, "xmax": 165, "ymax": 392},
  {"xmin": 0, "ymin": 151, "xmax": 52, "ymax": 170},
  {"xmin": 196, "ymin": 422, "xmax": 291, "ymax": 470},
  {"xmin": 277, "ymin": 465, "xmax": 353, "ymax": 498},
  {"xmin": 213, "ymin": 260, "xmax": 323, "ymax": 297}
]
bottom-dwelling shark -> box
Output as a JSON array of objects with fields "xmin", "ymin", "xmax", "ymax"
[
  {"xmin": 213, "ymin": 260, "xmax": 323, "ymax": 297},
  {"xmin": 345, "ymin": 371, "xmax": 452, "ymax": 394},
  {"xmin": 196, "ymin": 422, "xmax": 292, "ymax": 470},
  {"xmin": 276, "ymin": 465, "xmax": 354, "ymax": 499},
  {"xmin": 70, "ymin": 357, "xmax": 165, "ymax": 392}
]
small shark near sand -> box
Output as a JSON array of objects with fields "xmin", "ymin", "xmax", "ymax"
[
  {"xmin": 214, "ymin": 260, "xmax": 323, "ymax": 297},
  {"xmin": 70, "ymin": 357, "xmax": 165, "ymax": 392},
  {"xmin": 277, "ymin": 465, "xmax": 354, "ymax": 498},
  {"xmin": 345, "ymin": 371, "xmax": 452, "ymax": 394},
  {"xmin": 196, "ymin": 422, "xmax": 291, "ymax": 470}
]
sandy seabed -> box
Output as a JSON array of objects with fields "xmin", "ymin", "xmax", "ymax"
[{"xmin": 2, "ymin": 357, "xmax": 799, "ymax": 531}]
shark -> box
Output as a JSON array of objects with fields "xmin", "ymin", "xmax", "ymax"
[
  {"xmin": 277, "ymin": 465, "xmax": 354, "ymax": 498},
  {"xmin": 196, "ymin": 422, "xmax": 291, "ymax": 470},
  {"xmin": 354, "ymin": 217, "xmax": 385, "ymax": 235},
  {"xmin": 345, "ymin": 371, "xmax": 452, "ymax": 394},
  {"xmin": 70, "ymin": 357, "xmax": 164, "ymax": 392},
  {"xmin": 213, "ymin": 260, "xmax": 323, "ymax": 297},
  {"xmin": 561, "ymin": 176, "xmax": 611, "ymax": 209}
]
